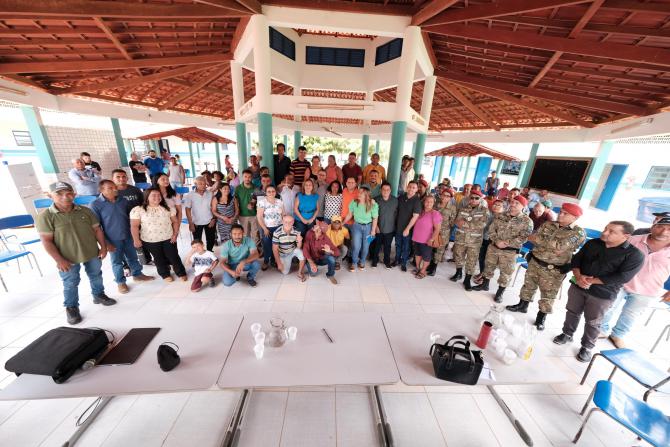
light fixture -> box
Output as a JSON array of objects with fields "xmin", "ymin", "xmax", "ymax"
[
  {"xmin": 609, "ymin": 118, "xmax": 653, "ymax": 135},
  {"xmin": 297, "ymin": 103, "xmax": 374, "ymax": 111}
]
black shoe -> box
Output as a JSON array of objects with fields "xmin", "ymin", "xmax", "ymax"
[
  {"xmin": 247, "ymin": 278, "xmax": 258, "ymax": 288},
  {"xmin": 534, "ymin": 311, "xmax": 547, "ymax": 331},
  {"xmin": 209, "ymin": 279, "xmax": 216, "ymax": 287},
  {"xmin": 385, "ymin": 263, "xmax": 392, "ymax": 270},
  {"xmin": 493, "ymin": 286, "xmax": 506, "ymax": 303},
  {"xmin": 576, "ymin": 347, "xmax": 593, "ymax": 363},
  {"xmin": 553, "ymin": 333, "xmax": 573, "ymax": 345},
  {"xmin": 391, "ymin": 261, "xmax": 398, "ymax": 268},
  {"xmin": 506, "ymin": 300, "xmax": 529, "ymax": 313},
  {"xmin": 93, "ymin": 294, "xmax": 117, "ymax": 306},
  {"xmin": 401, "ymin": 264, "xmax": 407, "ymax": 272},
  {"xmin": 463, "ymin": 274, "xmax": 473, "ymax": 291},
  {"xmin": 371, "ymin": 261, "xmax": 378, "ymax": 268},
  {"xmin": 426, "ymin": 261, "xmax": 437, "ymax": 276},
  {"xmin": 472, "ymin": 278, "xmax": 490, "ymax": 292},
  {"xmin": 449, "ymin": 268, "xmax": 463, "ymax": 282},
  {"xmin": 66, "ymin": 307, "xmax": 82, "ymax": 325}
]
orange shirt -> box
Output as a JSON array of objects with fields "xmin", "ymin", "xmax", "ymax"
[{"xmin": 342, "ymin": 188, "xmax": 359, "ymax": 224}]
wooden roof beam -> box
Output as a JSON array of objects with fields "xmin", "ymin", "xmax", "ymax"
[
  {"xmin": 423, "ymin": 0, "xmax": 590, "ymax": 27},
  {"xmin": 260, "ymin": 0, "xmax": 414, "ymax": 16},
  {"xmin": 195, "ymin": 0, "xmax": 260, "ymax": 14},
  {"xmin": 411, "ymin": 0, "xmax": 459, "ymax": 26},
  {"xmin": 437, "ymin": 79, "xmax": 501, "ymax": 130},
  {"xmin": 602, "ymin": 0, "xmax": 670, "ymax": 14},
  {"xmin": 92, "ymin": 17, "xmax": 141, "ymax": 75}
]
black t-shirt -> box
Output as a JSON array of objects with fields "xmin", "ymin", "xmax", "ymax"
[
  {"xmin": 273, "ymin": 154, "xmax": 291, "ymax": 185},
  {"xmin": 396, "ymin": 193, "xmax": 422, "ymax": 231},
  {"xmin": 129, "ymin": 160, "xmax": 147, "ymax": 183},
  {"xmin": 117, "ymin": 185, "xmax": 143, "ymax": 214},
  {"xmin": 85, "ymin": 160, "xmax": 101, "ymax": 172}
]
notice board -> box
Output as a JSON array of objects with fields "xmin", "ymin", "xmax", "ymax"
[{"xmin": 528, "ymin": 157, "xmax": 592, "ymax": 197}]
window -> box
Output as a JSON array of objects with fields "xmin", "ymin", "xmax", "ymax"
[
  {"xmin": 375, "ymin": 38, "xmax": 403, "ymax": 65},
  {"xmin": 12, "ymin": 130, "xmax": 33, "ymax": 146},
  {"xmin": 269, "ymin": 27, "xmax": 295, "ymax": 61},
  {"xmin": 643, "ymin": 166, "xmax": 670, "ymax": 191},
  {"xmin": 306, "ymin": 46, "xmax": 365, "ymax": 68}
]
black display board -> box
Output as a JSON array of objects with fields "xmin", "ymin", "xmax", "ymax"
[{"xmin": 528, "ymin": 157, "xmax": 592, "ymax": 197}]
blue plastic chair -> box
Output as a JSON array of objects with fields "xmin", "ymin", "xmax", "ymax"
[
  {"xmin": 511, "ymin": 241, "xmax": 534, "ymax": 286},
  {"xmin": 134, "ymin": 182, "xmax": 151, "ymax": 190},
  {"xmin": 0, "ymin": 249, "xmax": 42, "ymax": 292},
  {"xmin": 574, "ymin": 380, "xmax": 670, "ymax": 446},
  {"xmin": 74, "ymin": 195, "xmax": 97, "ymax": 205},
  {"xmin": 33, "ymin": 198, "xmax": 53, "ymax": 209},
  {"xmin": 175, "ymin": 186, "xmax": 190, "ymax": 195},
  {"xmin": 0, "ymin": 215, "xmax": 40, "ymax": 246},
  {"xmin": 584, "ymin": 228, "xmax": 602, "ymax": 240},
  {"xmin": 552, "ymin": 206, "xmax": 561, "ymax": 214}
]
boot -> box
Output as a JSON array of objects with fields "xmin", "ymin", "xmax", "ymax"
[
  {"xmin": 463, "ymin": 274, "xmax": 473, "ymax": 291},
  {"xmin": 534, "ymin": 311, "xmax": 547, "ymax": 331},
  {"xmin": 472, "ymin": 278, "xmax": 490, "ymax": 291},
  {"xmin": 449, "ymin": 268, "xmax": 462, "ymax": 282},
  {"xmin": 493, "ymin": 286, "xmax": 506, "ymax": 303},
  {"xmin": 506, "ymin": 300, "xmax": 529, "ymax": 313},
  {"xmin": 426, "ymin": 261, "xmax": 437, "ymax": 276}
]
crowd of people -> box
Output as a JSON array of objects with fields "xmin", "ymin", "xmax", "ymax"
[{"xmin": 36, "ymin": 146, "xmax": 670, "ymax": 364}]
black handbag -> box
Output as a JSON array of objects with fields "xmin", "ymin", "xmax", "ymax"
[
  {"xmin": 157, "ymin": 342, "xmax": 180, "ymax": 372},
  {"xmin": 430, "ymin": 335, "xmax": 484, "ymax": 385},
  {"xmin": 4, "ymin": 327, "xmax": 110, "ymax": 384}
]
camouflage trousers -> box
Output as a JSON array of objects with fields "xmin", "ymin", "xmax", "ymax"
[
  {"xmin": 434, "ymin": 225, "xmax": 453, "ymax": 263},
  {"xmin": 453, "ymin": 242, "xmax": 482, "ymax": 275},
  {"xmin": 519, "ymin": 258, "xmax": 566, "ymax": 313},
  {"xmin": 481, "ymin": 245, "xmax": 517, "ymax": 287}
]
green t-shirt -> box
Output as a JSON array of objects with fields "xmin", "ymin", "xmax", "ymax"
[
  {"xmin": 220, "ymin": 236, "xmax": 256, "ymax": 264},
  {"xmin": 348, "ymin": 200, "xmax": 379, "ymax": 224},
  {"xmin": 235, "ymin": 183, "xmax": 257, "ymax": 217},
  {"xmin": 35, "ymin": 205, "xmax": 100, "ymax": 264}
]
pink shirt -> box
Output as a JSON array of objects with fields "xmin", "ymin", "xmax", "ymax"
[
  {"xmin": 412, "ymin": 210, "xmax": 442, "ymax": 244},
  {"xmin": 624, "ymin": 234, "xmax": 670, "ymax": 297}
]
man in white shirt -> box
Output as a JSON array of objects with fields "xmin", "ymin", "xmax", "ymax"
[
  {"xmin": 278, "ymin": 173, "xmax": 300, "ymax": 215},
  {"xmin": 183, "ymin": 176, "xmax": 216, "ymax": 251},
  {"xmin": 68, "ymin": 158, "xmax": 100, "ymax": 196}
]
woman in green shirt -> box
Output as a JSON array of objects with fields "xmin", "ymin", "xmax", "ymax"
[{"xmin": 345, "ymin": 187, "xmax": 378, "ymax": 271}]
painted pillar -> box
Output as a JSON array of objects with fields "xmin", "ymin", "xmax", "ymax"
[
  {"xmin": 388, "ymin": 121, "xmax": 407, "ymax": 196},
  {"xmin": 414, "ymin": 133, "xmax": 426, "ymax": 179},
  {"xmin": 187, "ymin": 141, "xmax": 196, "ymax": 177},
  {"xmin": 230, "ymin": 59, "xmax": 247, "ymax": 172},
  {"xmin": 196, "ymin": 142, "xmax": 202, "ymax": 160},
  {"xmin": 123, "ymin": 139, "xmax": 133, "ymax": 160},
  {"xmin": 258, "ymin": 113, "xmax": 274, "ymax": 179},
  {"xmin": 438, "ymin": 155, "xmax": 447, "ymax": 182},
  {"xmin": 432, "ymin": 156, "xmax": 442, "ymax": 184},
  {"xmin": 20, "ymin": 106, "xmax": 58, "ymax": 174},
  {"xmin": 411, "ymin": 141, "xmax": 416, "ymax": 157},
  {"xmin": 236, "ymin": 122, "xmax": 248, "ymax": 171},
  {"xmin": 293, "ymin": 130, "xmax": 301, "ymax": 159},
  {"xmin": 109, "ymin": 118, "xmax": 128, "ymax": 167},
  {"xmin": 579, "ymin": 140, "xmax": 614, "ymax": 201},
  {"xmin": 283, "ymin": 134, "xmax": 288, "ymax": 151},
  {"xmin": 247, "ymin": 132, "xmax": 251, "ymax": 158},
  {"xmin": 361, "ymin": 134, "xmax": 370, "ymax": 168},
  {"xmin": 375, "ymin": 140, "xmax": 380, "ymax": 153},
  {"xmin": 449, "ymin": 157, "xmax": 458, "ymax": 178},
  {"xmin": 519, "ymin": 143, "xmax": 539, "ymax": 187},
  {"xmin": 251, "ymin": 14, "xmax": 274, "ymax": 179},
  {"xmin": 463, "ymin": 156, "xmax": 472, "ymax": 185},
  {"xmin": 416, "ymin": 74, "xmax": 436, "ymax": 180},
  {"xmin": 516, "ymin": 162, "xmax": 527, "ymax": 188},
  {"xmin": 496, "ymin": 159, "xmax": 504, "ymax": 174},
  {"xmin": 215, "ymin": 142, "xmax": 221, "ymax": 171}
]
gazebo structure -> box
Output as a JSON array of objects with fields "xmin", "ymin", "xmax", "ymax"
[
  {"xmin": 137, "ymin": 126, "xmax": 235, "ymax": 174},
  {"xmin": 426, "ymin": 143, "xmax": 521, "ymax": 187}
]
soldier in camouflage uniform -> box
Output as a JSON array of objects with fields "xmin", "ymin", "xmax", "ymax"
[
  {"xmin": 507, "ymin": 203, "xmax": 586, "ymax": 331},
  {"xmin": 473, "ymin": 196, "xmax": 533, "ymax": 302},
  {"xmin": 450, "ymin": 190, "xmax": 490, "ymax": 290},
  {"xmin": 428, "ymin": 187, "xmax": 458, "ymax": 275}
]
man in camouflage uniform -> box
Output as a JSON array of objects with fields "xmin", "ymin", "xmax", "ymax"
[
  {"xmin": 507, "ymin": 203, "xmax": 586, "ymax": 331},
  {"xmin": 450, "ymin": 190, "xmax": 489, "ymax": 290},
  {"xmin": 428, "ymin": 187, "xmax": 458, "ymax": 275},
  {"xmin": 473, "ymin": 195, "xmax": 533, "ymax": 303}
]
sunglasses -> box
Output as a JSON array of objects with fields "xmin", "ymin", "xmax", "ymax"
[{"xmin": 469, "ymin": 196, "xmax": 481, "ymax": 200}]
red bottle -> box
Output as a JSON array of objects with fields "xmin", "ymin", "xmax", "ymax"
[{"xmin": 476, "ymin": 321, "xmax": 493, "ymax": 349}]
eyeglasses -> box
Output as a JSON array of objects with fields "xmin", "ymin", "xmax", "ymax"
[{"xmin": 469, "ymin": 196, "xmax": 481, "ymax": 200}]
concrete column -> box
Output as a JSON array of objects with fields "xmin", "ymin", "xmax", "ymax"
[
  {"xmin": 515, "ymin": 162, "xmax": 527, "ymax": 188},
  {"xmin": 432, "ymin": 156, "xmax": 442, "ymax": 184},
  {"xmin": 375, "ymin": 140, "xmax": 380, "ymax": 153},
  {"xmin": 236, "ymin": 122, "xmax": 248, "ymax": 171},
  {"xmin": 283, "ymin": 135, "xmax": 288, "ymax": 152},
  {"xmin": 187, "ymin": 141, "xmax": 196, "ymax": 177},
  {"xmin": 438, "ymin": 155, "xmax": 447, "ymax": 182},
  {"xmin": 388, "ymin": 121, "xmax": 407, "ymax": 196},
  {"xmin": 361, "ymin": 134, "xmax": 370, "ymax": 168},
  {"xmin": 250, "ymin": 15, "xmax": 273, "ymax": 178},
  {"xmin": 421, "ymin": 75, "xmax": 437, "ymax": 124},
  {"xmin": 197, "ymin": 142, "xmax": 202, "ymax": 160},
  {"xmin": 110, "ymin": 118, "xmax": 128, "ymax": 167},
  {"xmin": 463, "ymin": 156, "xmax": 472, "ymax": 184},
  {"xmin": 247, "ymin": 131, "xmax": 252, "ymax": 159},
  {"xmin": 411, "ymin": 141, "xmax": 416, "ymax": 157},
  {"xmin": 449, "ymin": 157, "xmax": 458, "ymax": 178},
  {"xmin": 518, "ymin": 143, "xmax": 539, "ymax": 187},
  {"xmin": 293, "ymin": 130, "xmax": 301, "ymax": 159},
  {"xmin": 414, "ymin": 133, "xmax": 426, "ymax": 179},
  {"xmin": 580, "ymin": 140, "xmax": 614, "ymax": 202},
  {"xmin": 495, "ymin": 159, "xmax": 504, "ymax": 174},
  {"xmin": 258, "ymin": 113, "xmax": 274, "ymax": 179},
  {"xmin": 230, "ymin": 60, "xmax": 248, "ymax": 173},
  {"xmin": 215, "ymin": 142, "xmax": 221, "ymax": 171},
  {"xmin": 20, "ymin": 106, "xmax": 58, "ymax": 174}
]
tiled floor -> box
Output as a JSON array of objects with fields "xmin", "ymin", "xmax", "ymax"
[{"xmin": 0, "ymin": 237, "xmax": 668, "ymax": 447}]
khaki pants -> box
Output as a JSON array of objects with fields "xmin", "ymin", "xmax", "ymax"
[{"xmin": 239, "ymin": 216, "xmax": 260, "ymax": 247}]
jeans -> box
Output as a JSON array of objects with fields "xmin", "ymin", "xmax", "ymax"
[
  {"xmin": 371, "ymin": 232, "xmax": 395, "ymax": 265},
  {"xmin": 223, "ymin": 260, "xmax": 261, "ymax": 286},
  {"xmin": 193, "ymin": 224, "xmax": 217, "ymax": 251},
  {"xmin": 305, "ymin": 255, "xmax": 336, "ymax": 277},
  {"xmin": 59, "ymin": 256, "xmax": 105, "ymax": 308},
  {"xmin": 109, "ymin": 238, "xmax": 143, "ymax": 284},
  {"xmin": 350, "ymin": 222, "xmax": 372, "ymax": 266},
  {"xmin": 601, "ymin": 289, "xmax": 658, "ymax": 338},
  {"xmin": 261, "ymin": 225, "xmax": 280, "ymax": 264},
  {"xmin": 294, "ymin": 219, "xmax": 314, "ymax": 238},
  {"xmin": 143, "ymin": 240, "xmax": 186, "ymax": 278},
  {"xmin": 394, "ymin": 231, "xmax": 412, "ymax": 266}
]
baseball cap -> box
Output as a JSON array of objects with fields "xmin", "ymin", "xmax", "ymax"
[
  {"xmin": 654, "ymin": 217, "xmax": 670, "ymax": 225},
  {"xmin": 652, "ymin": 212, "xmax": 670, "ymax": 217},
  {"xmin": 49, "ymin": 181, "xmax": 74, "ymax": 193},
  {"xmin": 331, "ymin": 215, "xmax": 342, "ymax": 223}
]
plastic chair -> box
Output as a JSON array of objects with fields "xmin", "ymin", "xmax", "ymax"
[
  {"xmin": 134, "ymin": 182, "xmax": 151, "ymax": 190},
  {"xmin": 0, "ymin": 215, "xmax": 40, "ymax": 247},
  {"xmin": 175, "ymin": 186, "xmax": 190, "ymax": 195},
  {"xmin": 652, "ymin": 324, "xmax": 669, "ymax": 353},
  {"xmin": 74, "ymin": 195, "xmax": 97, "ymax": 205},
  {"xmin": 0, "ymin": 249, "xmax": 43, "ymax": 292},
  {"xmin": 574, "ymin": 380, "xmax": 670, "ymax": 446},
  {"xmin": 552, "ymin": 206, "xmax": 561, "ymax": 214},
  {"xmin": 584, "ymin": 228, "xmax": 602, "ymax": 240},
  {"xmin": 33, "ymin": 198, "xmax": 53, "ymax": 209},
  {"xmin": 511, "ymin": 241, "xmax": 534, "ymax": 287}
]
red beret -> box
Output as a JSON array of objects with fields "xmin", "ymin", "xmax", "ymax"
[
  {"xmin": 470, "ymin": 190, "xmax": 484, "ymax": 197},
  {"xmin": 513, "ymin": 195, "xmax": 528, "ymax": 207},
  {"xmin": 561, "ymin": 203, "xmax": 583, "ymax": 217},
  {"xmin": 446, "ymin": 188, "xmax": 456, "ymax": 196},
  {"xmin": 419, "ymin": 179, "xmax": 428, "ymax": 188}
]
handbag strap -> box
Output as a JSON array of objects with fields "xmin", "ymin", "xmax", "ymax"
[{"xmin": 445, "ymin": 336, "xmax": 476, "ymax": 371}]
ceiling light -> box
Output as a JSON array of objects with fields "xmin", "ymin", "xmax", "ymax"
[
  {"xmin": 0, "ymin": 85, "xmax": 27, "ymax": 96},
  {"xmin": 297, "ymin": 103, "xmax": 374, "ymax": 111}
]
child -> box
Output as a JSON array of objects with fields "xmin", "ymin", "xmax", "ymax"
[{"xmin": 185, "ymin": 239, "xmax": 219, "ymax": 292}]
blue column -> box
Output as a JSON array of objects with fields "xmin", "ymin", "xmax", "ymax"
[
  {"xmin": 215, "ymin": 142, "xmax": 221, "ymax": 171},
  {"xmin": 449, "ymin": 157, "xmax": 458, "ymax": 178},
  {"xmin": 293, "ymin": 130, "xmax": 301, "ymax": 159},
  {"xmin": 414, "ymin": 133, "xmax": 426, "ymax": 179},
  {"xmin": 187, "ymin": 141, "xmax": 196, "ymax": 178},
  {"xmin": 283, "ymin": 134, "xmax": 288, "ymax": 151},
  {"xmin": 21, "ymin": 106, "xmax": 58, "ymax": 174},
  {"xmin": 495, "ymin": 159, "xmax": 504, "ymax": 174},
  {"xmin": 110, "ymin": 118, "xmax": 128, "ymax": 167},
  {"xmin": 388, "ymin": 121, "xmax": 407, "ymax": 196},
  {"xmin": 236, "ymin": 122, "xmax": 248, "ymax": 171},
  {"xmin": 258, "ymin": 112, "xmax": 274, "ymax": 180},
  {"xmin": 375, "ymin": 140, "xmax": 380, "ymax": 153},
  {"xmin": 432, "ymin": 156, "xmax": 443, "ymax": 184},
  {"xmin": 361, "ymin": 134, "xmax": 370, "ymax": 168},
  {"xmin": 246, "ymin": 131, "xmax": 252, "ymax": 159},
  {"xmin": 518, "ymin": 143, "xmax": 539, "ymax": 187},
  {"xmin": 463, "ymin": 156, "xmax": 472, "ymax": 184},
  {"xmin": 438, "ymin": 155, "xmax": 447, "ymax": 182},
  {"xmin": 580, "ymin": 141, "xmax": 614, "ymax": 201},
  {"xmin": 515, "ymin": 162, "xmax": 527, "ymax": 188}
]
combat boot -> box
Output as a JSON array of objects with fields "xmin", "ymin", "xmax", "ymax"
[
  {"xmin": 463, "ymin": 274, "xmax": 473, "ymax": 291},
  {"xmin": 472, "ymin": 278, "xmax": 490, "ymax": 291},
  {"xmin": 426, "ymin": 261, "xmax": 437, "ymax": 276},
  {"xmin": 493, "ymin": 286, "xmax": 506, "ymax": 303},
  {"xmin": 534, "ymin": 311, "xmax": 547, "ymax": 331},
  {"xmin": 449, "ymin": 268, "xmax": 462, "ymax": 282},
  {"xmin": 506, "ymin": 299, "xmax": 529, "ymax": 313}
]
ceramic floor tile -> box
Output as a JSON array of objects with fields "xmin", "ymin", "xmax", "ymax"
[
  {"xmin": 386, "ymin": 287, "xmax": 419, "ymax": 304},
  {"xmin": 206, "ymin": 299, "xmax": 243, "ymax": 314},
  {"xmin": 427, "ymin": 393, "xmax": 501, "ymax": 446},
  {"xmin": 333, "ymin": 302, "xmax": 365, "ymax": 313},
  {"xmin": 420, "ymin": 304, "xmax": 453, "ymax": 314},
  {"xmin": 360, "ymin": 285, "xmax": 390, "ymax": 304},
  {"xmin": 237, "ymin": 391, "xmax": 287, "ymax": 447},
  {"xmin": 275, "ymin": 284, "xmax": 306, "ymax": 301},
  {"xmin": 170, "ymin": 298, "xmax": 214, "ymax": 314},
  {"xmin": 332, "ymin": 286, "xmax": 362, "ymax": 302},
  {"xmin": 382, "ymin": 393, "xmax": 445, "ymax": 447},
  {"xmin": 335, "ymin": 392, "xmax": 379, "ymax": 447},
  {"xmin": 305, "ymin": 284, "xmax": 334, "ymax": 302},
  {"xmin": 280, "ymin": 391, "xmax": 336, "ymax": 447},
  {"xmin": 238, "ymin": 301, "xmax": 274, "ymax": 313},
  {"xmin": 363, "ymin": 303, "xmax": 394, "ymax": 313},
  {"xmin": 271, "ymin": 301, "xmax": 304, "ymax": 313},
  {"xmin": 302, "ymin": 302, "xmax": 334, "ymax": 313},
  {"xmin": 392, "ymin": 303, "xmax": 423, "ymax": 313},
  {"xmin": 0, "ymin": 397, "xmax": 83, "ymax": 446}
]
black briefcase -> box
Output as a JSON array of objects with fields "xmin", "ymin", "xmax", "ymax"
[
  {"xmin": 430, "ymin": 335, "xmax": 484, "ymax": 385},
  {"xmin": 5, "ymin": 327, "xmax": 110, "ymax": 384}
]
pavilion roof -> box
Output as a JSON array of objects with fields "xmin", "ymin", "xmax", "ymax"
[
  {"xmin": 137, "ymin": 126, "xmax": 234, "ymax": 144},
  {"xmin": 425, "ymin": 143, "xmax": 519, "ymax": 161}
]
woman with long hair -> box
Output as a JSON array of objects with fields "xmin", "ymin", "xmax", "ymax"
[
  {"xmin": 344, "ymin": 187, "xmax": 378, "ymax": 272},
  {"xmin": 152, "ymin": 172, "xmax": 182, "ymax": 223},
  {"xmin": 411, "ymin": 195, "xmax": 442, "ymax": 279},
  {"xmin": 323, "ymin": 180, "xmax": 343, "ymax": 224},
  {"xmin": 294, "ymin": 178, "xmax": 319, "ymax": 237},
  {"xmin": 325, "ymin": 154, "xmax": 343, "ymax": 185},
  {"xmin": 309, "ymin": 155, "xmax": 322, "ymax": 180},
  {"xmin": 256, "ymin": 184, "xmax": 284, "ymax": 270},
  {"xmin": 130, "ymin": 188, "xmax": 187, "ymax": 282},
  {"xmin": 211, "ymin": 182, "xmax": 239, "ymax": 243}
]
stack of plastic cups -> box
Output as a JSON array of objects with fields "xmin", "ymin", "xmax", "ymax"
[{"xmin": 251, "ymin": 323, "xmax": 264, "ymax": 360}]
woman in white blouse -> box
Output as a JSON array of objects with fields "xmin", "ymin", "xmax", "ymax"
[{"xmin": 256, "ymin": 184, "xmax": 284, "ymax": 270}]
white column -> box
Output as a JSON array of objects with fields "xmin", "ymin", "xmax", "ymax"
[
  {"xmin": 230, "ymin": 61, "xmax": 244, "ymax": 120},
  {"xmin": 421, "ymin": 75, "xmax": 436, "ymax": 123},
  {"xmin": 394, "ymin": 26, "xmax": 421, "ymax": 121},
  {"xmin": 251, "ymin": 14, "xmax": 271, "ymax": 113}
]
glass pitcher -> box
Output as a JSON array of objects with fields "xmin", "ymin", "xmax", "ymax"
[{"xmin": 268, "ymin": 317, "xmax": 287, "ymax": 347}]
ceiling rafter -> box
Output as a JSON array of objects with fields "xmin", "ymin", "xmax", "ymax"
[
  {"xmin": 92, "ymin": 16, "xmax": 141, "ymax": 75},
  {"xmin": 411, "ymin": 0, "xmax": 459, "ymax": 26},
  {"xmin": 157, "ymin": 65, "xmax": 225, "ymax": 110},
  {"xmin": 437, "ymin": 79, "xmax": 501, "ymax": 130}
]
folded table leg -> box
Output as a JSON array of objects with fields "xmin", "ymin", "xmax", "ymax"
[
  {"xmin": 62, "ymin": 396, "xmax": 114, "ymax": 447},
  {"xmin": 487, "ymin": 385, "xmax": 533, "ymax": 446},
  {"xmin": 221, "ymin": 389, "xmax": 252, "ymax": 447},
  {"xmin": 369, "ymin": 386, "xmax": 394, "ymax": 447}
]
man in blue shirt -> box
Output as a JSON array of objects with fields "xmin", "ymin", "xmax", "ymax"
[
  {"xmin": 68, "ymin": 158, "xmax": 100, "ymax": 196},
  {"xmin": 91, "ymin": 180, "xmax": 154, "ymax": 293},
  {"xmin": 143, "ymin": 150, "xmax": 165, "ymax": 181},
  {"xmin": 220, "ymin": 224, "xmax": 261, "ymax": 287}
]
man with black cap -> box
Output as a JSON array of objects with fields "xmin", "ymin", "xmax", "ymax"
[
  {"xmin": 450, "ymin": 189, "xmax": 490, "ymax": 290},
  {"xmin": 632, "ymin": 211, "xmax": 670, "ymax": 235},
  {"xmin": 507, "ymin": 203, "xmax": 586, "ymax": 331},
  {"xmin": 36, "ymin": 182, "xmax": 116, "ymax": 325}
]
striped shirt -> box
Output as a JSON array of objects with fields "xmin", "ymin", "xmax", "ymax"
[
  {"xmin": 290, "ymin": 159, "xmax": 311, "ymax": 186},
  {"xmin": 272, "ymin": 226, "xmax": 301, "ymax": 255}
]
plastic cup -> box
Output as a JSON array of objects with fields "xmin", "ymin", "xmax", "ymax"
[
  {"xmin": 502, "ymin": 348, "xmax": 517, "ymax": 365},
  {"xmin": 253, "ymin": 344, "xmax": 264, "ymax": 360},
  {"xmin": 250, "ymin": 323, "xmax": 262, "ymax": 336},
  {"xmin": 287, "ymin": 326, "xmax": 297, "ymax": 341},
  {"xmin": 430, "ymin": 332, "xmax": 441, "ymax": 344},
  {"xmin": 254, "ymin": 332, "xmax": 266, "ymax": 345}
]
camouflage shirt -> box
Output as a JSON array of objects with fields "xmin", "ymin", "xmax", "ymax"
[
  {"xmin": 532, "ymin": 221, "xmax": 586, "ymax": 265},
  {"xmin": 454, "ymin": 205, "xmax": 490, "ymax": 245},
  {"xmin": 488, "ymin": 212, "xmax": 533, "ymax": 249},
  {"xmin": 437, "ymin": 201, "xmax": 458, "ymax": 230}
]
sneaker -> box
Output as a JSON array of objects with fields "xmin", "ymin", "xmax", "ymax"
[
  {"xmin": 328, "ymin": 276, "xmax": 338, "ymax": 285},
  {"xmin": 247, "ymin": 278, "xmax": 258, "ymax": 288},
  {"xmin": 348, "ymin": 264, "xmax": 355, "ymax": 272},
  {"xmin": 209, "ymin": 278, "xmax": 216, "ymax": 287},
  {"xmin": 66, "ymin": 307, "xmax": 82, "ymax": 325},
  {"xmin": 261, "ymin": 262, "xmax": 269, "ymax": 271},
  {"xmin": 608, "ymin": 335, "xmax": 626, "ymax": 349},
  {"xmin": 133, "ymin": 274, "xmax": 155, "ymax": 282},
  {"xmin": 385, "ymin": 263, "xmax": 392, "ymax": 270},
  {"xmin": 576, "ymin": 347, "xmax": 593, "ymax": 363},
  {"xmin": 93, "ymin": 294, "xmax": 117, "ymax": 306},
  {"xmin": 335, "ymin": 262, "xmax": 341, "ymax": 271},
  {"xmin": 401, "ymin": 264, "xmax": 407, "ymax": 272},
  {"xmin": 358, "ymin": 263, "xmax": 365, "ymax": 271},
  {"xmin": 164, "ymin": 276, "xmax": 174, "ymax": 282},
  {"xmin": 552, "ymin": 333, "xmax": 573, "ymax": 345},
  {"xmin": 117, "ymin": 283, "xmax": 129, "ymax": 294},
  {"xmin": 371, "ymin": 262, "xmax": 378, "ymax": 268}
]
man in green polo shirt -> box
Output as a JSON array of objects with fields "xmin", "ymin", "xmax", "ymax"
[
  {"xmin": 36, "ymin": 182, "xmax": 116, "ymax": 325},
  {"xmin": 234, "ymin": 169, "xmax": 260, "ymax": 246}
]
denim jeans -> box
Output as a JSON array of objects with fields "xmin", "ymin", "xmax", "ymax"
[
  {"xmin": 305, "ymin": 255, "xmax": 336, "ymax": 277},
  {"xmin": 58, "ymin": 256, "xmax": 105, "ymax": 308},
  {"xmin": 350, "ymin": 222, "xmax": 372, "ymax": 266},
  {"xmin": 261, "ymin": 225, "xmax": 280, "ymax": 264},
  {"xmin": 109, "ymin": 238, "xmax": 143, "ymax": 284},
  {"xmin": 601, "ymin": 289, "xmax": 658, "ymax": 338},
  {"xmin": 394, "ymin": 231, "xmax": 412, "ymax": 266},
  {"xmin": 294, "ymin": 220, "xmax": 314, "ymax": 238},
  {"xmin": 223, "ymin": 260, "xmax": 261, "ymax": 286}
]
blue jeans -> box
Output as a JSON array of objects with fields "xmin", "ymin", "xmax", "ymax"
[
  {"xmin": 350, "ymin": 222, "xmax": 371, "ymax": 266},
  {"xmin": 294, "ymin": 220, "xmax": 314, "ymax": 238},
  {"xmin": 601, "ymin": 289, "xmax": 659, "ymax": 338},
  {"xmin": 58, "ymin": 257, "xmax": 105, "ymax": 308},
  {"xmin": 305, "ymin": 255, "xmax": 336, "ymax": 277},
  {"xmin": 261, "ymin": 225, "xmax": 280, "ymax": 264},
  {"xmin": 395, "ymin": 231, "xmax": 412, "ymax": 266},
  {"xmin": 223, "ymin": 260, "xmax": 261, "ymax": 286},
  {"xmin": 109, "ymin": 238, "xmax": 143, "ymax": 284}
]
